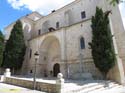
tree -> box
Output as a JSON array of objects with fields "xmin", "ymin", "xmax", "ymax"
[
  {"xmin": 110, "ymin": 0, "xmax": 124, "ymax": 5},
  {"xmin": 110, "ymin": 0, "xmax": 120, "ymax": 4},
  {"xmin": 89, "ymin": 7, "xmax": 116, "ymax": 79},
  {"xmin": 2, "ymin": 20, "xmax": 26, "ymax": 71},
  {"xmin": 0, "ymin": 31, "xmax": 4, "ymax": 66}
]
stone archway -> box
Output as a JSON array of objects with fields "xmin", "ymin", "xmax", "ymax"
[
  {"xmin": 53, "ymin": 63, "xmax": 60, "ymax": 77},
  {"xmin": 39, "ymin": 36, "xmax": 61, "ymax": 77}
]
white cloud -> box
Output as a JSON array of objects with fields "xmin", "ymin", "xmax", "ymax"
[{"xmin": 7, "ymin": 0, "xmax": 74, "ymax": 14}]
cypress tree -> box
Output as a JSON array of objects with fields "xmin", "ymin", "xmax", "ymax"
[
  {"xmin": 2, "ymin": 20, "xmax": 26, "ymax": 71},
  {"xmin": 89, "ymin": 7, "xmax": 115, "ymax": 79},
  {"xmin": 0, "ymin": 31, "xmax": 4, "ymax": 66},
  {"xmin": 110, "ymin": 0, "xmax": 120, "ymax": 4}
]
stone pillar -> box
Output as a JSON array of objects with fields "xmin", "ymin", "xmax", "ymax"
[
  {"xmin": 56, "ymin": 73, "xmax": 64, "ymax": 93},
  {"xmin": 4, "ymin": 68, "xmax": 11, "ymax": 77},
  {"xmin": 0, "ymin": 75, "xmax": 5, "ymax": 82},
  {"xmin": 0, "ymin": 68, "xmax": 11, "ymax": 82}
]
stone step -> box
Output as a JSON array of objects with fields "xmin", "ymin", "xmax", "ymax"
[
  {"xmin": 64, "ymin": 81, "xmax": 122, "ymax": 93},
  {"xmin": 64, "ymin": 82, "xmax": 103, "ymax": 93},
  {"xmin": 89, "ymin": 83, "xmax": 121, "ymax": 93},
  {"xmin": 79, "ymin": 84, "xmax": 104, "ymax": 93},
  {"xmin": 89, "ymin": 85, "xmax": 123, "ymax": 93}
]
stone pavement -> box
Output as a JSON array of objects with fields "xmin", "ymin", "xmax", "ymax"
[{"xmin": 0, "ymin": 83, "xmax": 46, "ymax": 93}]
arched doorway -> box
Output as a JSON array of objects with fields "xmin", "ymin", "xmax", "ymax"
[
  {"xmin": 39, "ymin": 36, "xmax": 61, "ymax": 77},
  {"xmin": 53, "ymin": 63, "xmax": 60, "ymax": 77}
]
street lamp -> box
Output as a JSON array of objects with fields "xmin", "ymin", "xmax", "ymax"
[{"xmin": 33, "ymin": 51, "xmax": 39, "ymax": 90}]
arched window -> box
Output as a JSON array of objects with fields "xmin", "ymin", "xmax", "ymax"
[
  {"xmin": 29, "ymin": 49, "xmax": 32, "ymax": 58},
  {"xmin": 80, "ymin": 37, "xmax": 85, "ymax": 49},
  {"xmin": 56, "ymin": 22, "xmax": 59, "ymax": 29},
  {"xmin": 38, "ymin": 29, "xmax": 41, "ymax": 35}
]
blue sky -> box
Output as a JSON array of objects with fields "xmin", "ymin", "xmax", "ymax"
[
  {"xmin": 0, "ymin": 0, "xmax": 31, "ymax": 32},
  {"xmin": 0, "ymin": 0, "xmax": 125, "ymax": 33}
]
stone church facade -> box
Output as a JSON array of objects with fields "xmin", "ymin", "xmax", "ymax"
[{"xmin": 5, "ymin": 0, "xmax": 125, "ymax": 84}]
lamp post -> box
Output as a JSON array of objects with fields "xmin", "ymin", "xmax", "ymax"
[{"xmin": 33, "ymin": 51, "xmax": 39, "ymax": 90}]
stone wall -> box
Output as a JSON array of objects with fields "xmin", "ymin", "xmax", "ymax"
[
  {"xmin": 5, "ymin": 77, "xmax": 57, "ymax": 93},
  {"xmin": 27, "ymin": 19, "xmax": 102, "ymax": 79}
]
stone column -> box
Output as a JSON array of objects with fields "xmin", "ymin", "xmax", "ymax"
[
  {"xmin": 1, "ymin": 68, "xmax": 11, "ymax": 82},
  {"xmin": 56, "ymin": 73, "xmax": 64, "ymax": 93},
  {"xmin": 4, "ymin": 68, "xmax": 11, "ymax": 77}
]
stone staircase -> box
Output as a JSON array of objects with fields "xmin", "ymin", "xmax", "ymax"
[{"xmin": 63, "ymin": 80, "xmax": 124, "ymax": 93}]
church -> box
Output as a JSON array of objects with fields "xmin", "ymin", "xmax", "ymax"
[{"xmin": 5, "ymin": 0, "xmax": 125, "ymax": 84}]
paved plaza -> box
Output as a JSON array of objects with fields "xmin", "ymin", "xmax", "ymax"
[{"xmin": 0, "ymin": 83, "xmax": 46, "ymax": 93}]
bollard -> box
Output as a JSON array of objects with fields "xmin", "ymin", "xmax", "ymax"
[
  {"xmin": 56, "ymin": 73, "xmax": 64, "ymax": 93},
  {"xmin": 4, "ymin": 68, "xmax": 11, "ymax": 77},
  {"xmin": 1, "ymin": 68, "xmax": 11, "ymax": 82}
]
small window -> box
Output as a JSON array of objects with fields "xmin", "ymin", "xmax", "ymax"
[
  {"xmin": 81, "ymin": 11, "xmax": 86, "ymax": 19},
  {"xmin": 80, "ymin": 37, "xmax": 85, "ymax": 49},
  {"xmin": 38, "ymin": 29, "xmax": 41, "ymax": 35},
  {"xmin": 29, "ymin": 49, "xmax": 32, "ymax": 58},
  {"xmin": 56, "ymin": 22, "xmax": 59, "ymax": 29}
]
